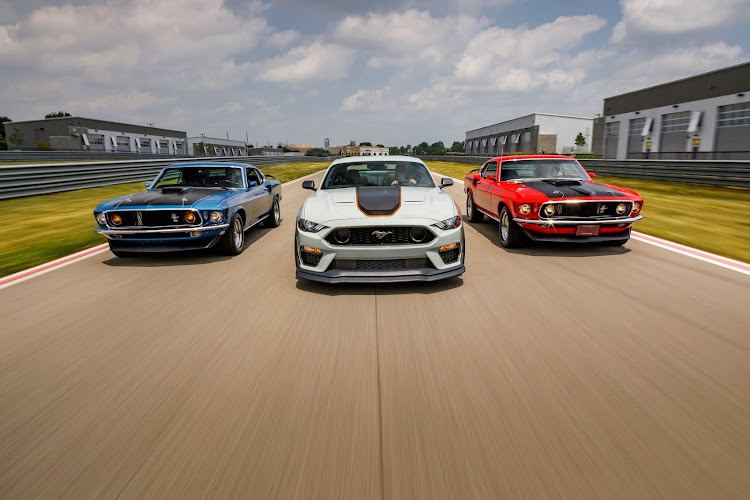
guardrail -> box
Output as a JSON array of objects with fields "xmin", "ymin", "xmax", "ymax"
[
  {"xmin": 418, "ymin": 155, "xmax": 750, "ymax": 188},
  {"xmin": 0, "ymin": 156, "xmax": 332, "ymax": 200}
]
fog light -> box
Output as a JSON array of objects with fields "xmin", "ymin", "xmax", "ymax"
[
  {"xmin": 616, "ymin": 203, "xmax": 628, "ymax": 215},
  {"xmin": 543, "ymin": 205, "xmax": 556, "ymax": 217},
  {"xmin": 184, "ymin": 212, "xmax": 197, "ymax": 223},
  {"xmin": 302, "ymin": 246, "xmax": 322, "ymax": 254},
  {"xmin": 519, "ymin": 204, "xmax": 531, "ymax": 215},
  {"xmin": 333, "ymin": 228, "xmax": 350, "ymax": 244},
  {"xmin": 439, "ymin": 243, "xmax": 458, "ymax": 251},
  {"xmin": 111, "ymin": 214, "xmax": 123, "ymax": 225},
  {"xmin": 410, "ymin": 227, "xmax": 427, "ymax": 242}
]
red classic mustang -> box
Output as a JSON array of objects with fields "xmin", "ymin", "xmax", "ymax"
[{"xmin": 464, "ymin": 155, "xmax": 643, "ymax": 247}]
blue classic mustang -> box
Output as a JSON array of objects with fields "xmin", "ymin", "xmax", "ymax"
[{"xmin": 93, "ymin": 163, "xmax": 282, "ymax": 257}]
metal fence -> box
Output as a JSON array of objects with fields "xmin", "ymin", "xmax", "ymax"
[
  {"xmin": 418, "ymin": 155, "xmax": 750, "ymax": 188},
  {"xmin": 0, "ymin": 155, "xmax": 333, "ymax": 200}
]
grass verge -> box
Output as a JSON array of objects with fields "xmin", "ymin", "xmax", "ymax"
[
  {"xmin": 0, "ymin": 161, "xmax": 329, "ymax": 278},
  {"xmin": 426, "ymin": 160, "xmax": 750, "ymax": 263}
]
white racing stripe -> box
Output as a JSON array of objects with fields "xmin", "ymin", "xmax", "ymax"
[
  {"xmin": 0, "ymin": 168, "xmax": 328, "ymax": 290},
  {"xmin": 431, "ymin": 171, "xmax": 749, "ymax": 276}
]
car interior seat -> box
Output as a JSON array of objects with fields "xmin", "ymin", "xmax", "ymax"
[{"xmin": 502, "ymin": 169, "xmax": 519, "ymax": 180}]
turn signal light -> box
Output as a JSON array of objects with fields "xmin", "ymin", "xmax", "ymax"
[
  {"xmin": 111, "ymin": 214, "xmax": 123, "ymax": 225},
  {"xmin": 184, "ymin": 212, "xmax": 197, "ymax": 223},
  {"xmin": 439, "ymin": 243, "xmax": 459, "ymax": 252},
  {"xmin": 302, "ymin": 246, "xmax": 322, "ymax": 254}
]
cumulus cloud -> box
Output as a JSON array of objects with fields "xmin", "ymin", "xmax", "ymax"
[
  {"xmin": 611, "ymin": 0, "xmax": 750, "ymax": 42},
  {"xmin": 340, "ymin": 87, "xmax": 396, "ymax": 112},
  {"xmin": 255, "ymin": 41, "xmax": 355, "ymax": 83}
]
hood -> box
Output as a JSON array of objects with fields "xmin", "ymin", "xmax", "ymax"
[
  {"xmin": 104, "ymin": 187, "xmax": 224, "ymax": 208},
  {"xmin": 519, "ymin": 179, "xmax": 626, "ymax": 199},
  {"xmin": 302, "ymin": 186, "xmax": 454, "ymax": 223}
]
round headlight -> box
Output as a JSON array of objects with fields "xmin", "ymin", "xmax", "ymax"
[
  {"xmin": 184, "ymin": 212, "xmax": 197, "ymax": 224},
  {"xmin": 632, "ymin": 202, "xmax": 641, "ymax": 214},
  {"xmin": 96, "ymin": 213, "xmax": 106, "ymax": 224},
  {"xmin": 111, "ymin": 214, "xmax": 123, "ymax": 226},
  {"xmin": 410, "ymin": 227, "xmax": 427, "ymax": 242},
  {"xmin": 543, "ymin": 205, "xmax": 557, "ymax": 217},
  {"xmin": 209, "ymin": 211, "xmax": 224, "ymax": 223},
  {"xmin": 518, "ymin": 204, "xmax": 531, "ymax": 216},
  {"xmin": 333, "ymin": 228, "xmax": 351, "ymax": 244},
  {"xmin": 616, "ymin": 203, "xmax": 628, "ymax": 215}
]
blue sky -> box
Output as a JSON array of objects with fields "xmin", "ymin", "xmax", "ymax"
[{"xmin": 1, "ymin": 0, "xmax": 748, "ymax": 148}]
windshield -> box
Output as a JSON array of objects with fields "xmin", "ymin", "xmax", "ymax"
[
  {"xmin": 500, "ymin": 159, "xmax": 589, "ymax": 181},
  {"xmin": 152, "ymin": 166, "xmax": 244, "ymax": 189},
  {"xmin": 321, "ymin": 161, "xmax": 435, "ymax": 189}
]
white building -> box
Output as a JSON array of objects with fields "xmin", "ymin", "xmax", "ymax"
[
  {"xmin": 465, "ymin": 113, "xmax": 593, "ymax": 156},
  {"xmin": 187, "ymin": 137, "xmax": 247, "ymax": 156}
]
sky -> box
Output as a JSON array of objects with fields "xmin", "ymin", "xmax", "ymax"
[{"xmin": 1, "ymin": 0, "xmax": 748, "ymax": 148}]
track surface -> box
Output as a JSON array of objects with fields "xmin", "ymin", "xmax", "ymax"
[{"xmin": 1, "ymin": 172, "xmax": 749, "ymax": 498}]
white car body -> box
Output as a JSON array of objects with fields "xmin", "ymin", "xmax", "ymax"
[{"xmin": 295, "ymin": 156, "xmax": 465, "ymax": 283}]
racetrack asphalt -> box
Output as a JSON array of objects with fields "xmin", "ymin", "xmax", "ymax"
[{"xmin": 1, "ymin": 172, "xmax": 749, "ymax": 498}]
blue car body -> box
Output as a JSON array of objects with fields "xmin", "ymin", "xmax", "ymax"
[{"xmin": 93, "ymin": 162, "xmax": 281, "ymax": 255}]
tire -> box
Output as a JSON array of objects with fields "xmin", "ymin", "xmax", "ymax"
[
  {"xmin": 109, "ymin": 245, "xmax": 134, "ymax": 258},
  {"xmin": 601, "ymin": 238, "xmax": 629, "ymax": 246},
  {"xmin": 294, "ymin": 234, "xmax": 300, "ymax": 270},
  {"xmin": 264, "ymin": 197, "xmax": 281, "ymax": 228},
  {"xmin": 498, "ymin": 206, "xmax": 527, "ymax": 248},
  {"xmin": 219, "ymin": 212, "xmax": 246, "ymax": 255},
  {"xmin": 466, "ymin": 192, "xmax": 484, "ymax": 223}
]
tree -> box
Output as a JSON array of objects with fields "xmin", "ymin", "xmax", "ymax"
[
  {"xmin": 375, "ymin": 144, "xmax": 384, "ymax": 148},
  {"xmin": 389, "ymin": 147, "xmax": 399, "ymax": 155},
  {"xmin": 305, "ymin": 148, "xmax": 331, "ymax": 157},
  {"xmin": 449, "ymin": 141, "xmax": 464, "ymax": 153},
  {"xmin": 575, "ymin": 132, "xmax": 586, "ymax": 147},
  {"xmin": 8, "ymin": 127, "xmax": 24, "ymax": 148},
  {"xmin": 45, "ymin": 111, "xmax": 72, "ymax": 119},
  {"xmin": 427, "ymin": 141, "xmax": 446, "ymax": 155},
  {"xmin": 359, "ymin": 142, "xmax": 372, "ymax": 146},
  {"xmin": 0, "ymin": 115, "xmax": 10, "ymax": 150}
]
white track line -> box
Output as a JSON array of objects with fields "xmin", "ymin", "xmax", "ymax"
[
  {"xmin": 0, "ymin": 169, "xmax": 328, "ymax": 290},
  {"xmin": 431, "ymin": 171, "xmax": 749, "ymax": 276}
]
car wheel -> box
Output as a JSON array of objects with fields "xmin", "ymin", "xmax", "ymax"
[
  {"xmin": 219, "ymin": 212, "xmax": 245, "ymax": 255},
  {"xmin": 466, "ymin": 192, "xmax": 484, "ymax": 223},
  {"xmin": 499, "ymin": 206, "xmax": 526, "ymax": 248},
  {"xmin": 264, "ymin": 197, "xmax": 281, "ymax": 228},
  {"xmin": 601, "ymin": 238, "xmax": 629, "ymax": 246}
]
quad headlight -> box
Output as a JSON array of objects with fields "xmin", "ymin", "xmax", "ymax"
[
  {"xmin": 543, "ymin": 205, "xmax": 557, "ymax": 217},
  {"xmin": 298, "ymin": 218, "xmax": 327, "ymax": 233},
  {"xmin": 96, "ymin": 213, "xmax": 106, "ymax": 224},
  {"xmin": 433, "ymin": 215, "xmax": 461, "ymax": 230},
  {"xmin": 632, "ymin": 201, "xmax": 642, "ymax": 214},
  {"xmin": 616, "ymin": 203, "xmax": 628, "ymax": 215},
  {"xmin": 209, "ymin": 211, "xmax": 224, "ymax": 223},
  {"xmin": 518, "ymin": 203, "xmax": 532, "ymax": 216}
]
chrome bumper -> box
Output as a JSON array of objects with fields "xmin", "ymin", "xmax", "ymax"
[
  {"xmin": 95, "ymin": 224, "xmax": 229, "ymax": 235},
  {"xmin": 514, "ymin": 215, "xmax": 643, "ymax": 225}
]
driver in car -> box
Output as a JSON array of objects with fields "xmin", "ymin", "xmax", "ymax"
[{"xmin": 391, "ymin": 164, "xmax": 417, "ymax": 185}]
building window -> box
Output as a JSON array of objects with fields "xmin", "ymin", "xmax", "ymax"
[
  {"xmin": 629, "ymin": 118, "xmax": 646, "ymax": 136},
  {"xmin": 88, "ymin": 134, "xmax": 104, "ymax": 145},
  {"xmin": 605, "ymin": 121, "xmax": 620, "ymax": 137},
  {"xmin": 116, "ymin": 136, "xmax": 129, "ymax": 147},
  {"xmin": 660, "ymin": 111, "xmax": 691, "ymax": 133},
  {"xmin": 159, "ymin": 140, "xmax": 169, "ymax": 149},
  {"xmin": 140, "ymin": 138, "xmax": 151, "ymax": 147},
  {"xmin": 717, "ymin": 102, "xmax": 750, "ymax": 127}
]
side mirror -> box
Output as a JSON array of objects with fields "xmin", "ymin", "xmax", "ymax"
[
  {"xmin": 440, "ymin": 178, "xmax": 454, "ymax": 189},
  {"xmin": 248, "ymin": 180, "xmax": 258, "ymax": 187},
  {"xmin": 266, "ymin": 174, "xmax": 276, "ymax": 180},
  {"xmin": 487, "ymin": 174, "xmax": 496, "ymax": 181},
  {"xmin": 145, "ymin": 182, "xmax": 151, "ymax": 188},
  {"xmin": 302, "ymin": 180, "xmax": 316, "ymax": 191},
  {"xmin": 588, "ymin": 172, "xmax": 596, "ymax": 179}
]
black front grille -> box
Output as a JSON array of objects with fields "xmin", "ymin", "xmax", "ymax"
[
  {"xmin": 329, "ymin": 258, "xmax": 434, "ymax": 271},
  {"xmin": 300, "ymin": 249, "xmax": 322, "ymax": 267},
  {"xmin": 325, "ymin": 227, "xmax": 435, "ymax": 246},
  {"xmin": 107, "ymin": 210, "xmax": 201, "ymax": 227},
  {"xmin": 542, "ymin": 201, "xmax": 632, "ymax": 219},
  {"xmin": 439, "ymin": 247, "xmax": 460, "ymax": 264}
]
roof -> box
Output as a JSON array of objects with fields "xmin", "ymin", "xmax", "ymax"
[
  {"xmin": 329, "ymin": 155, "xmax": 425, "ymax": 166},
  {"xmin": 166, "ymin": 162, "xmax": 251, "ymax": 168},
  {"xmin": 8, "ymin": 116, "xmax": 186, "ymax": 135},
  {"xmin": 466, "ymin": 113, "xmax": 592, "ymax": 134},
  {"xmin": 488, "ymin": 155, "xmax": 575, "ymax": 161}
]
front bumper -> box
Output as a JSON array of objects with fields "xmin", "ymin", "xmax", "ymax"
[
  {"xmin": 96, "ymin": 224, "xmax": 229, "ymax": 252},
  {"xmin": 295, "ymin": 218, "xmax": 465, "ymax": 283}
]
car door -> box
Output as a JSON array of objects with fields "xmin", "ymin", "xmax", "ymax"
[
  {"xmin": 254, "ymin": 168, "xmax": 274, "ymax": 219},
  {"xmin": 245, "ymin": 168, "xmax": 267, "ymax": 221},
  {"xmin": 475, "ymin": 161, "xmax": 498, "ymax": 212}
]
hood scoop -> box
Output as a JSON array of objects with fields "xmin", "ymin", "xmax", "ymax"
[
  {"xmin": 160, "ymin": 186, "xmax": 193, "ymax": 194},
  {"xmin": 356, "ymin": 186, "xmax": 401, "ymax": 216},
  {"xmin": 543, "ymin": 179, "xmax": 582, "ymax": 186}
]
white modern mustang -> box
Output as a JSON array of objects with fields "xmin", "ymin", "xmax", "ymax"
[{"xmin": 295, "ymin": 156, "xmax": 465, "ymax": 283}]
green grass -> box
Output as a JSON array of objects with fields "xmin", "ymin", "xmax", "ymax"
[
  {"xmin": 426, "ymin": 160, "xmax": 750, "ymax": 263},
  {"xmin": 0, "ymin": 162, "xmax": 328, "ymax": 278}
]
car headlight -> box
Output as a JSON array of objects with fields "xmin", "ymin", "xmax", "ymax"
[
  {"xmin": 298, "ymin": 218, "xmax": 327, "ymax": 233},
  {"xmin": 209, "ymin": 211, "xmax": 224, "ymax": 223},
  {"xmin": 616, "ymin": 203, "xmax": 628, "ymax": 215},
  {"xmin": 433, "ymin": 215, "xmax": 461, "ymax": 230},
  {"xmin": 543, "ymin": 205, "xmax": 557, "ymax": 217},
  {"xmin": 111, "ymin": 214, "xmax": 123, "ymax": 226},
  {"xmin": 631, "ymin": 201, "xmax": 642, "ymax": 214},
  {"xmin": 518, "ymin": 203, "xmax": 532, "ymax": 216},
  {"xmin": 96, "ymin": 213, "xmax": 106, "ymax": 224}
]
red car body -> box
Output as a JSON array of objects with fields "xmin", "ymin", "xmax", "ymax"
[{"xmin": 464, "ymin": 155, "xmax": 643, "ymax": 247}]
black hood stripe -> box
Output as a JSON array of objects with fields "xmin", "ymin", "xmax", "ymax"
[
  {"xmin": 111, "ymin": 188, "xmax": 218, "ymax": 207},
  {"xmin": 356, "ymin": 186, "xmax": 401, "ymax": 216},
  {"xmin": 520, "ymin": 180, "xmax": 625, "ymax": 199}
]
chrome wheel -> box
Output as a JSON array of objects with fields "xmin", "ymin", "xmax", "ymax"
[
  {"xmin": 500, "ymin": 211, "xmax": 509, "ymax": 242},
  {"xmin": 233, "ymin": 218, "xmax": 244, "ymax": 249},
  {"xmin": 466, "ymin": 195, "xmax": 473, "ymax": 218},
  {"xmin": 273, "ymin": 199, "xmax": 280, "ymax": 223}
]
